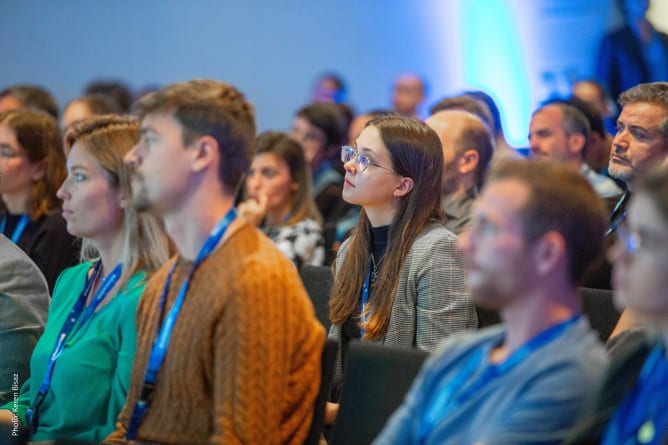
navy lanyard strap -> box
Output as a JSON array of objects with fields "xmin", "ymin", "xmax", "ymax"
[
  {"xmin": 419, "ymin": 314, "xmax": 581, "ymax": 442},
  {"xmin": 606, "ymin": 192, "xmax": 630, "ymax": 237},
  {"xmin": 0, "ymin": 214, "xmax": 29, "ymax": 244},
  {"xmin": 25, "ymin": 260, "xmax": 123, "ymax": 432},
  {"xmin": 126, "ymin": 207, "xmax": 237, "ymax": 440},
  {"xmin": 360, "ymin": 266, "xmax": 371, "ymax": 336},
  {"xmin": 602, "ymin": 343, "xmax": 668, "ymax": 445},
  {"xmin": 606, "ymin": 210, "xmax": 627, "ymax": 237}
]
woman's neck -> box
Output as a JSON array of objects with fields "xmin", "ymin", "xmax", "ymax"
[
  {"xmin": 2, "ymin": 191, "xmax": 31, "ymax": 214},
  {"xmin": 365, "ymin": 204, "xmax": 399, "ymax": 228},
  {"xmin": 93, "ymin": 229, "xmax": 125, "ymax": 277},
  {"xmin": 265, "ymin": 204, "xmax": 292, "ymax": 226}
]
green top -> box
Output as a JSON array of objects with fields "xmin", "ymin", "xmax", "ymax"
[{"xmin": 1, "ymin": 261, "xmax": 146, "ymax": 442}]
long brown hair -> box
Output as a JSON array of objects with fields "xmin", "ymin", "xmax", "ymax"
[
  {"xmin": 0, "ymin": 110, "xmax": 66, "ymax": 219},
  {"xmin": 329, "ymin": 115, "xmax": 444, "ymax": 340}
]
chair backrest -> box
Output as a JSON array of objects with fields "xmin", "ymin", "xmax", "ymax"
[
  {"xmin": 330, "ymin": 342, "xmax": 429, "ymax": 445},
  {"xmin": 304, "ymin": 339, "xmax": 339, "ymax": 445},
  {"xmin": 476, "ymin": 306, "xmax": 501, "ymax": 328},
  {"xmin": 579, "ymin": 286, "xmax": 620, "ymax": 342},
  {"xmin": 300, "ymin": 265, "xmax": 334, "ymax": 331}
]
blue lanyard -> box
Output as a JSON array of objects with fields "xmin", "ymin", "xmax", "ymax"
[
  {"xmin": 126, "ymin": 208, "xmax": 237, "ymax": 440},
  {"xmin": 418, "ymin": 314, "xmax": 581, "ymax": 443},
  {"xmin": 606, "ymin": 192, "xmax": 630, "ymax": 237},
  {"xmin": 602, "ymin": 343, "xmax": 668, "ymax": 445},
  {"xmin": 360, "ymin": 268, "xmax": 371, "ymax": 336},
  {"xmin": 25, "ymin": 260, "xmax": 123, "ymax": 432},
  {"xmin": 0, "ymin": 214, "xmax": 29, "ymax": 243}
]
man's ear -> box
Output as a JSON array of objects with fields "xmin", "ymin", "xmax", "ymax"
[
  {"xmin": 533, "ymin": 230, "xmax": 566, "ymax": 277},
  {"xmin": 568, "ymin": 132, "xmax": 586, "ymax": 155},
  {"xmin": 458, "ymin": 149, "xmax": 480, "ymax": 175},
  {"xmin": 393, "ymin": 176, "xmax": 414, "ymax": 197},
  {"xmin": 190, "ymin": 135, "xmax": 219, "ymax": 172}
]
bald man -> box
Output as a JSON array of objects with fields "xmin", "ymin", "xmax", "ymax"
[{"xmin": 426, "ymin": 110, "xmax": 494, "ymax": 234}]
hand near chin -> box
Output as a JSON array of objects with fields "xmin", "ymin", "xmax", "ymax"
[{"xmin": 238, "ymin": 193, "xmax": 268, "ymax": 226}]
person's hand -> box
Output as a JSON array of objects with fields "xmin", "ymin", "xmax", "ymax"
[
  {"xmin": 237, "ymin": 193, "xmax": 268, "ymax": 226},
  {"xmin": 324, "ymin": 402, "xmax": 339, "ymax": 425},
  {"xmin": 0, "ymin": 409, "xmax": 14, "ymax": 423}
]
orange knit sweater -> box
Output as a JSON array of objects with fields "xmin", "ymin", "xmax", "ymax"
[{"xmin": 104, "ymin": 222, "xmax": 325, "ymax": 444}]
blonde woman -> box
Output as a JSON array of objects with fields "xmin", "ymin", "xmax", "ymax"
[{"xmin": 0, "ymin": 116, "xmax": 170, "ymax": 443}]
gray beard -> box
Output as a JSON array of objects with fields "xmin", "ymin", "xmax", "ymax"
[{"xmin": 608, "ymin": 163, "xmax": 633, "ymax": 184}]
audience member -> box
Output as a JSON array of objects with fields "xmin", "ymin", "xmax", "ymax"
[
  {"xmin": 426, "ymin": 110, "xmax": 494, "ymax": 235},
  {"xmin": 291, "ymin": 102, "xmax": 349, "ymax": 225},
  {"xmin": 529, "ymin": 102, "xmax": 622, "ymax": 198},
  {"xmin": 391, "ymin": 74, "xmax": 426, "ymax": 119},
  {"xmin": 105, "ymin": 79, "xmax": 324, "ymax": 444},
  {"xmin": 463, "ymin": 89, "xmax": 519, "ymax": 161},
  {"xmin": 0, "ymin": 115, "xmax": 170, "ymax": 443},
  {"xmin": 239, "ymin": 131, "xmax": 325, "ymax": 269},
  {"xmin": 0, "ymin": 234, "xmax": 49, "ymax": 406},
  {"xmin": 565, "ymin": 162, "xmax": 668, "ymax": 444},
  {"xmin": 334, "ymin": 110, "xmax": 394, "ymax": 257},
  {"xmin": 0, "ymin": 110, "xmax": 78, "ymax": 291},
  {"xmin": 582, "ymin": 81, "xmax": 668, "ymax": 290},
  {"xmin": 60, "ymin": 94, "xmax": 121, "ymax": 134},
  {"xmin": 560, "ymin": 94, "xmax": 616, "ymax": 174},
  {"xmin": 571, "ymin": 79, "xmax": 617, "ymax": 136},
  {"xmin": 312, "ymin": 72, "xmax": 348, "ymax": 104},
  {"xmin": 596, "ymin": 0, "xmax": 668, "ymax": 102},
  {"xmin": 374, "ymin": 159, "xmax": 608, "ymax": 445},
  {"xmin": 326, "ymin": 115, "xmax": 477, "ymax": 423},
  {"xmin": 84, "ymin": 80, "xmax": 133, "ymax": 113},
  {"xmin": 0, "ymin": 85, "xmax": 58, "ymax": 120},
  {"xmin": 430, "ymin": 95, "xmax": 494, "ymax": 129}
]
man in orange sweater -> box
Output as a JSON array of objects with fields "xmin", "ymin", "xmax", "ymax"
[{"xmin": 104, "ymin": 79, "xmax": 325, "ymax": 444}]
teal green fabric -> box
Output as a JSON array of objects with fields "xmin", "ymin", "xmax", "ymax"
[{"xmin": 1, "ymin": 261, "xmax": 146, "ymax": 442}]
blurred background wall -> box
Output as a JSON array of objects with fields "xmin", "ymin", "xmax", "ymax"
[{"xmin": 1, "ymin": 0, "xmax": 667, "ymax": 147}]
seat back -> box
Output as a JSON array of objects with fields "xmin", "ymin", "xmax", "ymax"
[
  {"xmin": 330, "ymin": 342, "xmax": 428, "ymax": 445},
  {"xmin": 304, "ymin": 339, "xmax": 338, "ymax": 445},
  {"xmin": 579, "ymin": 287, "xmax": 620, "ymax": 341},
  {"xmin": 300, "ymin": 265, "xmax": 334, "ymax": 331}
]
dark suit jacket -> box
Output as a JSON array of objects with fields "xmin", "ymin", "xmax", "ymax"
[{"xmin": 597, "ymin": 25, "xmax": 668, "ymax": 100}]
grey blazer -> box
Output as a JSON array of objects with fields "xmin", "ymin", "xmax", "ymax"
[
  {"xmin": 0, "ymin": 233, "xmax": 50, "ymax": 405},
  {"xmin": 328, "ymin": 224, "xmax": 477, "ymax": 389}
]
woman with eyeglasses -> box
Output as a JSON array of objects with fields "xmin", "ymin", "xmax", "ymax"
[
  {"xmin": 325, "ymin": 115, "xmax": 477, "ymax": 424},
  {"xmin": 239, "ymin": 131, "xmax": 325, "ymax": 269},
  {"xmin": 0, "ymin": 116, "xmax": 170, "ymax": 443},
  {"xmin": 0, "ymin": 110, "xmax": 79, "ymax": 291},
  {"xmin": 565, "ymin": 163, "xmax": 668, "ymax": 445}
]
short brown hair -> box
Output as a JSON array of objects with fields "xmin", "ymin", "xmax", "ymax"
[
  {"xmin": 430, "ymin": 95, "xmax": 494, "ymax": 132},
  {"xmin": 488, "ymin": 159, "xmax": 606, "ymax": 284},
  {"xmin": 133, "ymin": 79, "xmax": 257, "ymax": 194}
]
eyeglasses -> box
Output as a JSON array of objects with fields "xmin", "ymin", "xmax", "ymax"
[
  {"xmin": 0, "ymin": 146, "xmax": 24, "ymax": 159},
  {"xmin": 341, "ymin": 145, "xmax": 394, "ymax": 173},
  {"xmin": 616, "ymin": 223, "xmax": 641, "ymax": 255},
  {"xmin": 616, "ymin": 220, "xmax": 668, "ymax": 259}
]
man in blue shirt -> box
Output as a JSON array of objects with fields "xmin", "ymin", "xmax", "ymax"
[{"xmin": 374, "ymin": 159, "xmax": 609, "ymax": 445}]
